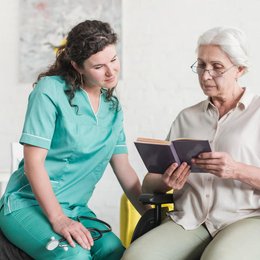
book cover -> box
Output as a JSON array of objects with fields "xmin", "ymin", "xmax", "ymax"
[{"xmin": 134, "ymin": 138, "xmax": 211, "ymax": 174}]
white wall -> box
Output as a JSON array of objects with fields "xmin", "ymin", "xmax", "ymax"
[{"xmin": 1, "ymin": 0, "xmax": 260, "ymax": 236}]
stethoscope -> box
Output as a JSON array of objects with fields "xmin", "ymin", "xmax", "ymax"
[{"xmin": 46, "ymin": 216, "xmax": 112, "ymax": 251}]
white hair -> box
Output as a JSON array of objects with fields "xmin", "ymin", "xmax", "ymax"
[{"xmin": 197, "ymin": 27, "xmax": 249, "ymax": 73}]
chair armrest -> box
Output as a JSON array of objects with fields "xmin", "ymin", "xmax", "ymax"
[
  {"xmin": 131, "ymin": 193, "xmax": 174, "ymax": 243},
  {"xmin": 139, "ymin": 192, "xmax": 174, "ymax": 228},
  {"xmin": 139, "ymin": 193, "xmax": 174, "ymax": 205}
]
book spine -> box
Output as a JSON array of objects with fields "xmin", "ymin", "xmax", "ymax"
[{"xmin": 170, "ymin": 143, "xmax": 181, "ymax": 166}]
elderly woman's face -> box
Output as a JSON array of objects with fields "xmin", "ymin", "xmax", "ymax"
[{"xmin": 197, "ymin": 45, "xmax": 241, "ymax": 98}]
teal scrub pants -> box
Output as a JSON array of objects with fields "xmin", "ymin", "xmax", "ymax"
[
  {"xmin": 0, "ymin": 206, "xmax": 124, "ymax": 260},
  {"xmin": 122, "ymin": 216, "xmax": 260, "ymax": 260}
]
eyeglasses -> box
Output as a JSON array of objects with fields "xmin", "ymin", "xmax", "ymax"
[{"xmin": 190, "ymin": 61, "xmax": 236, "ymax": 78}]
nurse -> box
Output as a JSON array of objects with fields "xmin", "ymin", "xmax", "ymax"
[{"xmin": 0, "ymin": 20, "xmax": 147, "ymax": 259}]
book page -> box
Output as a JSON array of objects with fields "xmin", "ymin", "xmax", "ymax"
[{"xmin": 136, "ymin": 137, "xmax": 170, "ymax": 145}]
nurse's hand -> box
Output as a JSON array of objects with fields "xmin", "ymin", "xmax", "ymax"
[
  {"xmin": 51, "ymin": 214, "xmax": 94, "ymax": 250},
  {"xmin": 162, "ymin": 162, "xmax": 190, "ymax": 190}
]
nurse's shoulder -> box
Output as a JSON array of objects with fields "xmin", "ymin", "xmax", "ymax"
[
  {"xmin": 28, "ymin": 76, "xmax": 67, "ymax": 105},
  {"xmin": 33, "ymin": 76, "xmax": 66, "ymax": 95}
]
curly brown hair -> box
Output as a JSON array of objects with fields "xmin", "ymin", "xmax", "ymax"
[{"xmin": 36, "ymin": 20, "xmax": 119, "ymax": 109}]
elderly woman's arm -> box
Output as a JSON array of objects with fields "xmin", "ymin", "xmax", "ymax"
[
  {"xmin": 142, "ymin": 162, "xmax": 191, "ymax": 193},
  {"xmin": 234, "ymin": 163, "xmax": 260, "ymax": 189},
  {"xmin": 192, "ymin": 151, "xmax": 260, "ymax": 189}
]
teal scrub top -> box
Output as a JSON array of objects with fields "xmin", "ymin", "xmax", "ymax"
[{"xmin": 0, "ymin": 76, "xmax": 128, "ymax": 216}]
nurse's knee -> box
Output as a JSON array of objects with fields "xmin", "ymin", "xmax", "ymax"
[{"xmin": 93, "ymin": 234, "xmax": 125, "ymax": 260}]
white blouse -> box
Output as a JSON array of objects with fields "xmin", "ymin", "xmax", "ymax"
[{"xmin": 167, "ymin": 88, "xmax": 260, "ymax": 236}]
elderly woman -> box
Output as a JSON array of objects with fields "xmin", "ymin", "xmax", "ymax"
[{"xmin": 123, "ymin": 27, "xmax": 260, "ymax": 260}]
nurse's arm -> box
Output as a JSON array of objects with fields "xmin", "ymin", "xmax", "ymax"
[
  {"xmin": 23, "ymin": 144, "xmax": 94, "ymax": 249},
  {"xmin": 110, "ymin": 153, "xmax": 150, "ymax": 215},
  {"xmin": 23, "ymin": 144, "xmax": 64, "ymax": 223}
]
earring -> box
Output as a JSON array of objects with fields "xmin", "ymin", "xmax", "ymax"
[{"xmin": 80, "ymin": 74, "xmax": 84, "ymax": 87}]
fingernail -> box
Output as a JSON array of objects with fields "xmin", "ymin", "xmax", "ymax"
[{"xmin": 82, "ymin": 244, "xmax": 88, "ymax": 250}]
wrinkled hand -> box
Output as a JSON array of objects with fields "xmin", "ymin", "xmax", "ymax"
[
  {"xmin": 51, "ymin": 214, "xmax": 93, "ymax": 250},
  {"xmin": 162, "ymin": 162, "xmax": 190, "ymax": 190},
  {"xmin": 192, "ymin": 152, "xmax": 238, "ymax": 178}
]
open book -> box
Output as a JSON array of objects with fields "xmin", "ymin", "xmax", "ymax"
[{"xmin": 134, "ymin": 137, "xmax": 212, "ymax": 174}]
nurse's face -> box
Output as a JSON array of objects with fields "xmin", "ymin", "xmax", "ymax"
[{"xmin": 80, "ymin": 44, "xmax": 120, "ymax": 90}]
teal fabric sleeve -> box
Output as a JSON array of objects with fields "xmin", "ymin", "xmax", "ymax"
[
  {"xmin": 20, "ymin": 78, "xmax": 58, "ymax": 150},
  {"xmin": 113, "ymin": 127, "xmax": 128, "ymax": 155}
]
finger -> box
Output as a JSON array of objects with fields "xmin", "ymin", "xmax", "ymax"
[
  {"xmin": 70, "ymin": 230, "xmax": 91, "ymax": 250},
  {"xmin": 169, "ymin": 162, "xmax": 187, "ymax": 181},
  {"xmin": 164, "ymin": 163, "xmax": 178, "ymax": 177},
  {"xmin": 176, "ymin": 165, "xmax": 190, "ymax": 184},
  {"xmin": 177, "ymin": 170, "xmax": 190, "ymax": 188},
  {"xmin": 63, "ymin": 231, "xmax": 75, "ymax": 248},
  {"xmin": 168, "ymin": 163, "xmax": 188, "ymax": 188},
  {"xmin": 197, "ymin": 163, "xmax": 221, "ymax": 173},
  {"xmin": 193, "ymin": 158, "xmax": 219, "ymax": 165},
  {"xmin": 81, "ymin": 227, "xmax": 94, "ymax": 247},
  {"xmin": 179, "ymin": 164, "xmax": 190, "ymax": 180},
  {"xmin": 196, "ymin": 152, "xmax": 212, "ymax": 159},
  {"xmin": 197, "ymin": 152, "xmax": 223, "ymax": 159}
]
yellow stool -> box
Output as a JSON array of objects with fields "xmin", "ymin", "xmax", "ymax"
[
  {"xmin": 120, "ymin": 193, "xmax": 141, "ymax": 248},
  {"xmin": 120, "ymin": 193, "xmax": 174, "ymax": 248}
]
